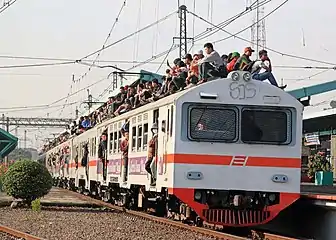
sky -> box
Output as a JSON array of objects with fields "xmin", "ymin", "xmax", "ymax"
[{"xmin": 0, "ymin": 0, "xmax": 335, "ymax": 148}]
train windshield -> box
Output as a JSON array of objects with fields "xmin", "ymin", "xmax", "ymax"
[
  {"xmin": 241, "ymin": 108, "xmax": 292, "ymax": 145},
  {"xmin": 189, "ymin": 106, "xmax": 237, "ymax": 142}
]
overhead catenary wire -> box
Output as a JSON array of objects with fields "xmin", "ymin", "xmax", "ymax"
[
  {"xmin": 59, "ymin": 0, "xmax": 127, "ymax": 117},
  {"xmin": 187, "ymin": 2, "xmax": 336, "ymax": 66},
  {"xmin": 0, "ymin": 101, "xmax": 79, "ymax": 113},
  {"xmin": 0, "ymin": 0, "xmax": 19, "ymax": 15},
  {"xmin": 44, "ymin": 1, "xmax": 330, "ymax": 114},
  {"xmin": 78, "ymin": 11, "xmax": 177, "ymax": 61},
  {"xmin": 192, "ymin": 0, "xmax": 270, "ymax": 44},
  {"xmin": 0, "ymin": 61, "xmax": 75, "ymax": 69}
]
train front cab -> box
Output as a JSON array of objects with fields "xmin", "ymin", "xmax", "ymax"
[{"xmin": 168, "ymin": 72, "xmax": 303, "ymax": 227}]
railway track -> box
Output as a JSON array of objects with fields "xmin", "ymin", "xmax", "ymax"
[
  {"xmin": 59, "ymin": 188, "xmax": 297, "ymax": 240},
  {"xmin": 0, "ymin": 224, "xmax": 45, "ymax": 240}
]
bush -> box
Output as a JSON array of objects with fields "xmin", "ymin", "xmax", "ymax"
[
  {"xmin": 0, "ymin": 163, "xmax": 9, "ymax": 192},
  {"xmin": 31, "ymin": 198, "xmax": 41, "ymax": 212},
  {"xmin": 308, "ymin": 152, "xmax": 333, "ymax": 178},
  {"xmin": 2, "ymin": 160, "xmax": 53, "ymax": 204}
]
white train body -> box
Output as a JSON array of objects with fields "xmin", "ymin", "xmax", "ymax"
[{"xmin": 46, "ymin": 71, "xmax": 303, "ymax": 226}]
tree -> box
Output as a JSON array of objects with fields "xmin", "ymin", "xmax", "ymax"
[{"xmin": 2, "ymin": 160, "xmax": 53, "ymax": 204}]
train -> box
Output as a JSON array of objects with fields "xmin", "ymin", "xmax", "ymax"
[{"xmin": 45, "ymin": 70, "xmax": 303, "ymax": 227}]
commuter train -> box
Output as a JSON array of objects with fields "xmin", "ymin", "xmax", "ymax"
[{"xmin": 45, "ymin": 71, "xmax": 303, "ymax": 227}]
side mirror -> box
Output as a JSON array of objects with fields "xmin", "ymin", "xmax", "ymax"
[{"xmin": 161, "ymin": 120, "xmax": 166, "ymax": 133}]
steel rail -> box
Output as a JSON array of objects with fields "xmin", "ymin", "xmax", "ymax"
[
  {"xmin": 0, "ymin": 224, "xmax": 46, "ymax": 240},
  {"xmin": 59, "ymin": 188, "xmax": 296, "ymax": 240}
]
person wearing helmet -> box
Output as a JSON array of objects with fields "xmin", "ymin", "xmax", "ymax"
[{"xmin": 145, "ymin": 122, "xmax": 158, "ymax": 185}]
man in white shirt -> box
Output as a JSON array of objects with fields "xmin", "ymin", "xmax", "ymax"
[
  {"xmin": 197, "ymin": 42, "xmax": 227, "ymax": 83},
  {"xmin": 251, "ymin": 50, "xmax": 286, "ymax": 89}
]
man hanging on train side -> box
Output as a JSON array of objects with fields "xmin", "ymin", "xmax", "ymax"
[
  {"xmin": 98, "ymin": 127, "xmax": 108, "ymax": 182},
  {"xmin": 120, "ymin": 122, "xmax": 129, "ymax": 183},
  {"xmin": 145, "ymin": 123, "xmax": 158, "ymax": 186}
]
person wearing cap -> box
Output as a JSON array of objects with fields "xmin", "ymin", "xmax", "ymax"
[
  {"xmin": 226, "ymin": 52, "xmax": 241, "ymax": 73},
  {"xmin": 233, "ymin": 47, "xmax": 254, "ymax": 71},
  {"xmin": 251, "ymin": 50, "xmax": 287, "ymax": 89},
  {"xmin": 196, "ymin": 50, "xmax": 204, "ymax": 59},
  {"xmin": 145, "ymin": 122, "xmax": 158, "ymax": 185}
]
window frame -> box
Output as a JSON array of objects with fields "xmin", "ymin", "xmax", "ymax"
[
  {"xmin": 187, "ymin": 105, "xmax": 239, "ymax": 143},
  {"xmin": 240, "ymin": 107, "xmax": 292, "ymax": 145}
]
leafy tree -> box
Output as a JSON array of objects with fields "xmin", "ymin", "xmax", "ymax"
[
  {"xmin": 308, "ymin": 152, "xmax": 333, "ymax": 178},
  {"xmin": 2, "ymin": 160, "xmax": 52, "ymax": 204}
]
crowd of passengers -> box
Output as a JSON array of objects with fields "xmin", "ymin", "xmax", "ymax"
[{"xmin": 42, "ymin": 42, "xmax": 286, "ymax": 153}]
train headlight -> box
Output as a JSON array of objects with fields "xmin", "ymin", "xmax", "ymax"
[
  {"xmin": 242, "ymin": 72, "xmax": 251, "ymax": 82},
  {"xmin": 194, "ymin": 191, "xmax": 202, "ymax": 200},
  {"xmin": 268, "ymin": 194, "xmax": 276, "ymax": 202},
  {"xmin": 231, "ymin": 72, "xmax": 239, "ymax": 81}
]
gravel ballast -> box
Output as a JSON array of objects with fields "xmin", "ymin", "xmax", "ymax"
[
  {"xmin": 0, "ymin": 232, "xmax": 22, "ymax": 240},
  {"xmin": 0, "ymin": 207, "xmax": 213, "ymax": 240}
]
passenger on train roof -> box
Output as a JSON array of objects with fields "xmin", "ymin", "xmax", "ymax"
[
  {"xmin": 233, "ymin": 46, "xmax": 254, "ymax": 71},
  {"xmin": 251, "ymin": 50, "xmax": 287, "ymax": 90}
]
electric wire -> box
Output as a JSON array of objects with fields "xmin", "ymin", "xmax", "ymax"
[
  {"xmin": 58, "ymin": 0, "xmax": 127, "ymax": 117},
  {"xmin": 0, "ymin": 61, "xmax": 75, "ymax": 69},
  {"xmin": 155, "ymin": 43, "xmax": 175, "ymax": 73},
  {"xmin": 0, "ymin": 0, "xmax": 19, "ymax": 15},
  {"xmin": 78, "ymin": 11, "xmax": 177, "ymax": 61},
  {"xmin": 188, "ymin": 3, "xmax": 336, "ymax": 66}
]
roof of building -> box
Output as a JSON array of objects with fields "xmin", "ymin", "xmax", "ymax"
[{"xmin": 0, "ymin": 128, "xmax": 18, "ymax": 158}]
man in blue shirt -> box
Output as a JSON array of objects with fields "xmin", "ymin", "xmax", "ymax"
[{"xmin": 81, "ymin": 116, "xmax": 91, "ymax": 130}]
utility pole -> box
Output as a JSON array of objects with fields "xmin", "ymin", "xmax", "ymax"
[
  {"xmin": 4, "ymin": 117, "xmax": 9, "ymax": 165},
  {"xmin": 87, "ymin": 89, "xmax": 92, "ymax": 113},
  {"xmin": 250, "ymin": 0, "xmax": 266, "ymax": 57},
  {"xmin": 75, "ymin": 107, "xmax": 79, "ymax": 119},
  {"xmin": 178, "ymin": 5, "xmax": 188, "ymax": 59},
  {"xmin": 24, "ymin": 130, "xmax": 27, "ymax": 149}
]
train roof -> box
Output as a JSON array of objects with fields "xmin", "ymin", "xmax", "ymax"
[{"xmin": 46, "ymin": 74, "xmax": 303, "ymax": 153}]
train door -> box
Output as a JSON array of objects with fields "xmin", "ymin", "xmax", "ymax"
[{"xmin": 158, "ymin": 106, "xmax": 170, "ymax": 178}]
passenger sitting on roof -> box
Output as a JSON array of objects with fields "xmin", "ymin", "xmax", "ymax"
[
  {"xmin": 227, "ymin": 52, "xmax": 240, "ymax": 73},
  {"xmin": 149, "ymin": 79, "xmax": 162, "ymax": 102},
  {"xmin": 221, "ymin": 54, "xmax": 229, "ymax": 66},
  {"xmin": 133, "ymin": 83, "xmax": 152, "ymax": 108},
  {"xmin": 233, "ymin": 47, "xmax": 254, "ymax": 71},
  {"xmin": 197, "ymin": 42, "xmax": 227, "ymax": 84},
  {"xmin": 171, "ymin": 60, "xmax": 188, "ymax": 91},
  {"xmin": 251, "ymin": 50, "xmax": 287, "ymax": 89},
  {"xmin": 81, "ymin": 116, "xmax": 91, "ymax": 130},
  {"xmin": 111, "ymin": 87, "xmax": 127, "ymax": 113},
  {"xmin": 114, "ymin": 98, "xmax": 132, "ymax": 116},
  {"xmin": 127, "ymin": 86, "xmax": 136, "ymax": 107},
  {"xmin": 170, "ymin": 58, "xmax": 182, "ymax": 77},
  {"xmin": 185, "ymin": 53, "xmax": 200, "ymax": 88}
]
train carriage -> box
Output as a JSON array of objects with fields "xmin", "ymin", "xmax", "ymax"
[{"xmin": 46, "ymin": 71, "xmax": 303, "ymax": 227}]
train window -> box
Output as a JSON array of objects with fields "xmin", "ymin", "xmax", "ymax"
[
  {"xmin": 113, "ymin": 132, "xmax": 118, "ymax": 153},
  {"xmin": 143, "ymin": 123, "xmax": 148, "ymax": 150},
  {"xmin": 132, "ymin": 126, "xmax": 137, "ymax": 151},
  {"xmin": 189, "ymin": 106, "xmax": 237, "ymax": 142},
  {"xmin": 109, "ymin": 132, "xmax": 113, "ymax": 153},
  {"xmin": 241, "ymin": 108, "xmax": 291, "ymax": 145},
  {"xmin": 137, "ymin": 125, "xmax": 143, "ymax": 151}
]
